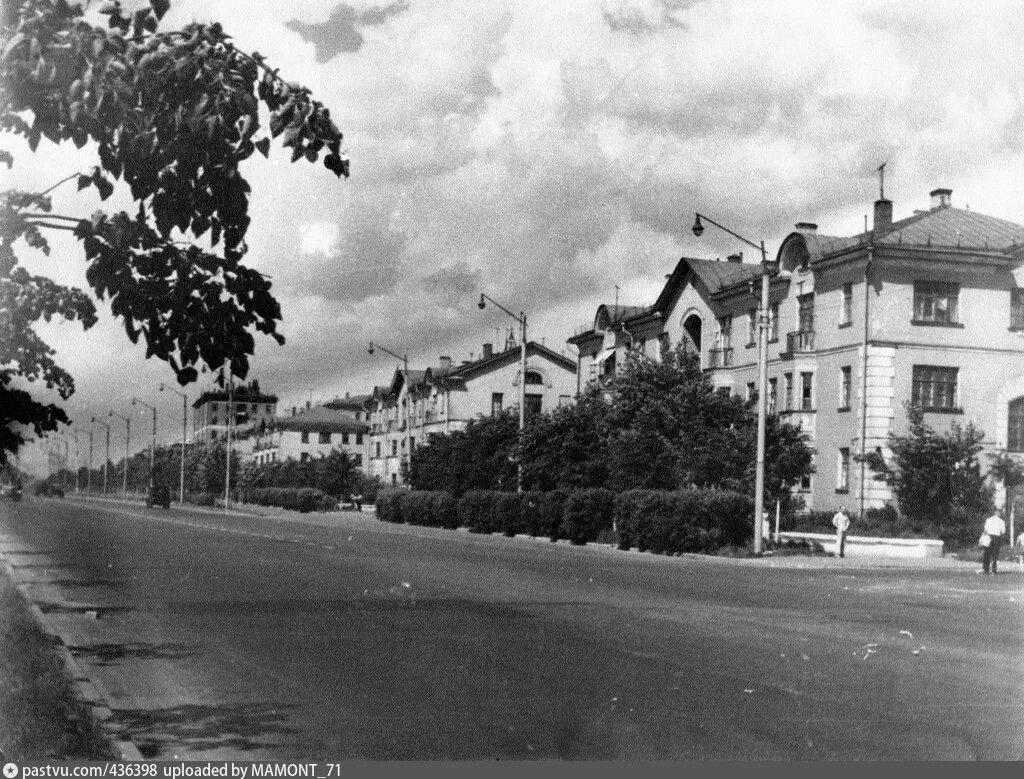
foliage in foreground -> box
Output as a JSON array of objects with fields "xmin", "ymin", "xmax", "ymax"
[{"xmin": 0, "ymin": 0, "xmax": 348, "ymax": 462}]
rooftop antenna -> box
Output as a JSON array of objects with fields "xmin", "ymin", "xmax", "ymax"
[
  {"xmin": 614, "ymin": 284, "xmax": 620, "ymax": 321},
  {"xmin": 877, "ymin": 161, "xmax": 887, "ymax": 200}
]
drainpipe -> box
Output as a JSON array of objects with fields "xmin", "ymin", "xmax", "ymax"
[{"xmin": 859, "ymin": 244, "xmax": 874, "ymax": 522}]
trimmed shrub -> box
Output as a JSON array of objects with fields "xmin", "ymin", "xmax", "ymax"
[
  {"xmin": 187, "ymin": 491, "xmax": 216, "ymax": 507},
  {"xmin": 400, "ymin": 491, "xmax": 435, "ymax": 527},
  {"xmin": 521, "ymin": 491, "xmax": 546, "ymax": 537},
  {"xmin": 539, "ymin": 489, "xmax": 569, "ymax": 541},
  {"xmin": 246, "ymin": 486, "xmax": 333, "ymax": 513},
  {"xmin": 375, "ymin": 489, "xmax": 404, "ymax": 523},
  {"xmin": 458, "ymin": 490, "xmax": 495, "ymax": 533},
  {"xmin": 432, "ymin": 492, "xmax": 459, "ymax": 529},
  {"xmin": 495, "ymin": 492, "xmax": 524, "ymax": 537},
  {"xmin": 562, "ymin": 488, "xmax": 615, "ymax": 545},
  {"xmin": 613, "ymin": 489, "xmax": 752, "ymax": 555}
]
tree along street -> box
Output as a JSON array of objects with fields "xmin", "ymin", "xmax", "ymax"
[{"xmin": 1, "ymin": 497, "xmax": 1021, "ymax": 760}]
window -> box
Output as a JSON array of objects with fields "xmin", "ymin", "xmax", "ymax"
[
  {"xmin": 356, "ymin": 454, "xmax": 363, "ymax": 466},
  {"xmin": 265, "ymin": 404, "xmax": 272, "ymax": 414},
  {"xmin": 342, "ymin": 433, "xmax": 350, "ymax": 445},
  {"xmin": 1008, "ymin": 398, "xmax": 1024, "ymax": 451},
  {"xmin": 356, "ymin": 434, "xmax": 363, "ymax": 445},
  {"xmin": 300, "ymin": 431, "xmax": 309, "ymax": 444},
  {"xmin": 913, "ymin": 281, "xmax": 959, "ymax": 324},
  {"xmin": 839, "ymin": 366, "xmax": 852, "ymax": 409},
  {"xmin": 837, "ymin": 448, "xmax": 850, "ymax": 492},
  {"xmin": 798, "ymin": 293, "xmax": 815, "ymax": 334},
  {"xmin": 718, "ymin": 315, "xmax": 732, "ymax": 349},
  {"xmin": 840, "ymin": 283, "xmax": 853, "ymax": 326},
  {"xmin": 525, "ymin": 393, "xmax": 543, "ymax": 418},
  {"xmin": 784, "ymin": 373, "xmax": 793, "ymax": 411},
  {"xmin": 912, "ymin": 366, "xmax": 959, "ymax": 410},
  {"xmin": 391, "ymin": 473, "xmax": 397, "ymax": 485},
  {"xmin": 491, "ymin": 392, "xmax": 503, "ymax": 418},
  {"xmin": 375, "ymin": 442, "xmax": 381, "ymax": 459},
  {"xmin": 799, "ymin": 468, "xmax": 812, "ymax": 492},
  {"xmin": 525, "ymin": 371, "xmax": 543, "ymax": 385},
  {"xmin": 410, "ymin": 436, "xmax": 416, "ymax": 450},
  {"xmin": 800, "ymin": 372, "xmax": 814, "ymax": 411},
  {"xmin": 391, "ymin": 440, "xmax": 397, "ymax": 457},
  {"xmin": 558, "ymin": 395, "xmax": 572, "ymax": 407},
  {"xmin": 747, "ymin": 308, "xmax": 757, "ymax": 346},
  {"xmin": 768, "ymin": 378, "xmax": 777, "ymax": 415},
  {"xmin": 1012, "ymin": 289, "xmax": 1024, "ymax": 329},
  {"xmin": 768, "ymin": 303, "xmax": 779, "ymax": 341},
  {"xmin": 318, "ymin": 431, "xmax": 330, "ymax": 444},
  {"xmin": 746, "ymin": 382, "xmax": 756, "ymax": 402},
  {"xmin": 300, "ymin": 453, "xmax": 309, "ymax": 463}
]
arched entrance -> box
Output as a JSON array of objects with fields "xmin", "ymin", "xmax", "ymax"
[{"xmin": 682, "ymin": 313, "xmax": 702, "ymax": 355}]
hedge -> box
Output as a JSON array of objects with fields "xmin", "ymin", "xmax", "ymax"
[
  {"xmin": 613, "ymin": 489, "xmax": 752, "ymax": 555},
  {"xmin": 561, "ymin": 488, "xmax": 615, "ymax": 545},
  {"xmin": 376, "ymin": 489, "xmax": 404, "ymax": 523},
  {"xmin": 246, "ymin": 487, "xmax": 336, "ymax": 513}
]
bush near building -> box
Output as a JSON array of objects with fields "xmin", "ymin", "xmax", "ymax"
[
  {"xmin": 376, "ymin": 486, "xmax": 754, "ymax": 555},
  {"xmin": 246, "ymin": 487, "xmax": 335, "ymax": 513}
]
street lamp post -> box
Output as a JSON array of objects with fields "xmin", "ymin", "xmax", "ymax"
[
  {"xmin": 478, "ymin": 292, "xmax": 528, "ymax": 493},
  {"xmin": 132, "ymin": 397, "xmax": 157, "ymax": 495},
  {"xmin": 160, "ymin": 383, "xmax": 188, "ymax": 505},
  {"xmin": 692, "ymin": 212, "xmax": 777, "ymax": 555},
  {"xmin": 368, "ymin": 342, "xmax": 411, "ymax": 485},
  {"xmin": 92, "ymin": 417, "xmax": 110, "ymax": 494},
  {"xmin": 85, "ymin": 424, "xmax": 93, "ymax": 494},
  {"xmin": 109, "ymin": 410, "xmax": 130, "ymax": 497}
]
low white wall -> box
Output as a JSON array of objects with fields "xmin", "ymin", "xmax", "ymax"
[{"xmin": 778, "ymin": 531, "xmax": 945, "ymax": 559}]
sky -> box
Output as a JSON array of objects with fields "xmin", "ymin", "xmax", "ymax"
[{"xmin": 9, "ymin": 0, "xmax": 1024, "ymax": 474}]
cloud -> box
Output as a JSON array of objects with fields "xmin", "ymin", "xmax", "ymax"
[{"xmin": 285, "ymin": 1, "xmax": 410, "ymax": 59}]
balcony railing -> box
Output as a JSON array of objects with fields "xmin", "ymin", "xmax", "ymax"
[
  {"xmin": 707, "ymin": 348, "xmax": 734, "ymax": 369},
  {"xmin": 785, "ymin": 330, "xmax": 815, "ymax": 354}
]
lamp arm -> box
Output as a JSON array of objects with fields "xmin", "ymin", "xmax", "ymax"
[
  {"xmin": 480, "ymin": 292, "xmax": 525, "ymax": 325},
  {"xmin": 696, "ymin": 212, "xmax": 764, "ymax": 254}
]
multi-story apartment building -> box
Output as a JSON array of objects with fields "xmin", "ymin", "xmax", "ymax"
[
  {"xmin": 192, "ymin": 380, "xmax": 278, "ymax": 443},
  {"xmin": 249, "ymin": 403, "xmax": 368, "ymax": 467},
  {"xmin": 570, "ymin": 187, "xmax": 1024, "ymax": 514},
  {"xmin": 367, "ymin": 342, "xmax": 577, "ymax": 486}
]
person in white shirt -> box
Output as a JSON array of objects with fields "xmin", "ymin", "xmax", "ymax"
[
  {"xmin": 982, "ymin": 510, "xmax": 1007, "ymax": 575},
  {"xmin": 832, "ymin": 506, "xmax": 851, "ymax": 558}
]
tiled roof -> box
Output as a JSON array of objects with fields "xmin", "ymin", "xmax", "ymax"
[
  {"xmin": 275, "ymin": 405, "xmax": 367, "ymax": 434},
  {"xmin": 876, "ymin": 206, "xmax": 1024, "ymax": 252},
  {"xmin": 685, "ymin": 258, "xmax": 763, "ymax": 293}
]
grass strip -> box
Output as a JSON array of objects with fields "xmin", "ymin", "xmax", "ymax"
[{"xmin": 0, "ymin": 570, "xmax": 115, "ymax": 760}]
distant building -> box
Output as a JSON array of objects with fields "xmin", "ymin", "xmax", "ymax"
[
  {"xmin": 324, "ymin": 393, "xmax": 374, "ymax": 424},
  {"xmin": 192, "ymin": 380, "xmax": 278, "ymax": 443},
  {"xmin": 570, "ymin": 187, "xmax": 1024, "ymax": 514},
  {"xmin": 249, "ymin": 404, "xmax": 368, "ymax": 468},
  {"xmin": 367, "ymin": 341, "xmax": 577, "ymax": 486}
]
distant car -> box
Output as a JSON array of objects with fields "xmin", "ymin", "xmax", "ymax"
[
  {"xmin": 146, "ymin": 484, "xmax": 171, "ymax": 509},
  {"xmin": 0, "ymin": 483, "xmax": 21, "ymax": 502}
]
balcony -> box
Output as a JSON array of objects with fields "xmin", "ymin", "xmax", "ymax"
[
  {"xmin": 707, "ymin": 348, "xmax": 734, "ymax": 369},
  {"xmin": 783, "ymin": 330, "xmax": 815, "ymax": 357}
]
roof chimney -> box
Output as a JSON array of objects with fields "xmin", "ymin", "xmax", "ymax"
[
  {"xmin": 930, "ymin": 187, "xmax": 952, "ymax": 210},
  {"xmin": 795, "ymin": 222, "xmax": 817, "ymax": 234},
  {"xmin": 291, "ymin": 406, "xmax": 296, "ymax": 417},
  {"xmin": 439, "ymin": 355, "xmax": 452, "ymax": 370},
  {"xmin": 873, "ymin": 198, "xmax": 893, "ymax": 236},
  {"xmin": 482, "ymin": 343, "xmax": 493, "ymax": 359},
  {"xmin": 726, "ymin": 252, "xmax": 743, "ymax": 263},
  {"xmin": 305, "ymin": 400, "xmax": 311, "ymax": 410},
  {"xmin": 345, "ymin": 391, "xmax": 350, "ymax": 399}
]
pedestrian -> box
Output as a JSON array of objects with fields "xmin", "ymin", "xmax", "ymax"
[
  {"xmin": 980, "ymin": 509, "xmax": 1007, "ymax": 575},
  {"xmin": 352, "ymin": 493, "xmax": 363, "ymax": 512},
  {"xmin": 832, "ymin": 505, "xmax": 851, "ymax": 558}
]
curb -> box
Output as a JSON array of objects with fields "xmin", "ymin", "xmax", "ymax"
[{"xmin": 0, "ymin": 552, "xmax": 144, "ymax": 760}]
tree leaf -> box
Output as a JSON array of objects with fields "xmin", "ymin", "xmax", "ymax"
[
  {"xmin": 149, "ymin": 0, "xmax": 170, "ymax": 20},
  {"xmin": 254, "ymin": 137, "xmax": 270, "ymax": 158}
]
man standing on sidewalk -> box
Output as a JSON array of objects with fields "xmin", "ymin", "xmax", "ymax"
[
  {"xmin": 832, "ymin": 506, "xmax": 850, "ymax": 558},
  {"xmin": 981, "ymin": 509, "xmax": 1007, "ymax": 575}
]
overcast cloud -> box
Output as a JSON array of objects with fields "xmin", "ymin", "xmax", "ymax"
[{"xmin": 9, "ymin": 0, "xmax": 1024, "ymax": 473}]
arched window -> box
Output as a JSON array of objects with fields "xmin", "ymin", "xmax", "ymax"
[
  {"xmin": 525, "ymin": 370, "xmax": 544, "ymax": 385},
  {"xmin": 1009, "ymin": 397, "xmax": 1024, "ymax": 452}
]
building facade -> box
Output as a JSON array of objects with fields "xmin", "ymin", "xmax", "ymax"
[
  {"xmin": 192, "ymin": 381, "xmax": 278, "ymax": 443},
  {"xmin": 249, "ymin": 404, "xmax": 368, "ymax": 468},
  {"xmin": 570, "ymin": 187, "xmax": 1024, "ymax": 514},
  {"xmin": 367, "ymin": 342, "xmax": 578, "ymax": 486}
]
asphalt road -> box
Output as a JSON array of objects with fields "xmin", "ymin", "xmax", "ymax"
[{"xmin": 1, "ymin": 495, "xmax": 1021, "ymax": 760}]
